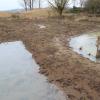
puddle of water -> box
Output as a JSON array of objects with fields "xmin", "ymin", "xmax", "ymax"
[
  {"xmin": 69, "ymin": 32, "xmax": 100, "ymax": 62},
  {"xmin": 0, "ymin": 41, "xmax": 67, "ymax": 100}
]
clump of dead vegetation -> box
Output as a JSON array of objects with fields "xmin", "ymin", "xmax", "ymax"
[{"xmin": 11, "ymin": 14, "xmax": 20, "ymax": 19}]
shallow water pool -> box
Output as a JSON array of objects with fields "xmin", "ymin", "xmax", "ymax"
[
  {"xmin": 0, "ymin": 41, "xmax": 67, "ymax": 100},
  {"xmin": 69, "ymin": 32, "xmax": 100, "ymax": 62}
]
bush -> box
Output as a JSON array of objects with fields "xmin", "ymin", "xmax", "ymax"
[
  {"xmin": 69, "ymin": 7, "xmax": 84, "ymax": 13},
  {"xmin": 11, "ymin": 14, "xmax": 20, "ymax": 19},
  {"xmin": 85, "ymin": 0, "xmax": 100, "ymax": 14}
]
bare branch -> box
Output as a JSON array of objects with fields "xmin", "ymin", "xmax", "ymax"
[{"xmin": 48, "ymin": 0, "xmax": 69, "ymax": 16}]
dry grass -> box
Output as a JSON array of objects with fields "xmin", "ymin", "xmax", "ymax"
[
  {"xmin": 0, "ymin": 9, "xmax": 50, "ymax": 18},
  {"xmin": 0, "ymin": 8, "xmax": 56, "ymax": 19},
  {"xmin": 20, "ymin": 8, "xmax": 53, "ymax": 19},
  {"xmin": 0, "ymin": 11, "xmax": 11, "ymax": 17}
]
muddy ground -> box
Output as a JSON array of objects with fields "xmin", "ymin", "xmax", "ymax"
[{"xmin": 0, "ymin": 15, "xmax": 100, "ymax": 100}]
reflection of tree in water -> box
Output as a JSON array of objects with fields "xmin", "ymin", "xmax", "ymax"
[{"xmin": 96, "ymin": 36, "xmax": 100, "ymax": 58}]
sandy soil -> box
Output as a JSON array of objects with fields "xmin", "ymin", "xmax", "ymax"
[{"xmin": 0, "ymin": 14, "xmax": 100, "ymax": 100}]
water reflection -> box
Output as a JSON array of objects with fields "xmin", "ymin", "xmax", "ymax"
[
  {"xmin": 0, "ymin": 41, "xmax": 66, "ymax": 100},
  {"xmin": 69, "ymin": 32, "xmax": 100, "ymax": 62}
]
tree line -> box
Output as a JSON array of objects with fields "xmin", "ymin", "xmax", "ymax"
[
  {"xmin": 22, "ymin": 0, "xmax": 41, "ymax": 11},
  {"xmin": 21, "ymin": 0, "xmax": 100, "ymax": 16}
]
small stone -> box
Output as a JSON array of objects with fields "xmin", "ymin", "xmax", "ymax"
[
  {"xmin": 88, "ymin": 53, "xmax": 91, "ymax": 56},
  {"xmin": 79, "ymin": 47, "xmax": 82, "ymax": 50}
]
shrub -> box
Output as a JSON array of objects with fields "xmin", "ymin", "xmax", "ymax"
[
  {"xmin": 69, "ymin": 7, "xmax": 84, "ymax": 13},
  {"xmin": 11, "ymin": 14, "xmax": 20, "ymax": 19},
  {"xmin": 85, "ymin": 0, "xmax": 100, "ymax": 14}
]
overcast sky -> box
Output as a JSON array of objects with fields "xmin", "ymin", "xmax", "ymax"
[
  {"xmin": 0, "ymin": 0, "xmax": 79, "ymax": 11},
  {"xmin": 0, "ymin": 0, "xmax": 21, "ymax": 11}
]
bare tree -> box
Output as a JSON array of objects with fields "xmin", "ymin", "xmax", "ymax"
[
  {"xmin": 28, "ymin": 0, "xmax": 35, "ymax": 10},
  {"xmin": 23, "ymin": 0, "xmax": 28, "ymax": 11},
  {"xmin": 49, "ymin": 0, "xmax": 69, "ymax": 16},
  {"xmin": 72, "ymin": 0, "xmax": 76, "ymax": 8},
  {"xmin": 38, "ymin": 0, "xmax": 41, "ymax": 8},
  {"xmin": 79, "ymin": 0, "xmax": 85, "ymax": 8},
  {"xmin": 32, "ymin": 0, "xmax": 34, "ymax": 8},
  {"xmin": 21, "ymin": 0, "xmax": 35, "ymax": 11},
  {"xmin": 85, "ymin": 0, "xmax": 100, "ymax": 14}
]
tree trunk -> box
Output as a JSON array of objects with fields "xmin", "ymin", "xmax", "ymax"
[
  {"xmin": 30, "ymin": 0, "xmax": 32, "ymax": 10},
  {"xmin": 32, "ymin": 0, "xmax": 34, "ymax": 9},
  {"xmin": 24, "ymin": 0, "xmax": 28, "ymax": 11},
  {"xmin": 39, "ymin": 0, "xmax": 41, "ymax": 8}
]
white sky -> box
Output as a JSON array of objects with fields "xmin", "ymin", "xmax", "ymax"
[
  {"xmin": 0, "ymin": 0, "xmax": 22, "ymax": 11},
  {"xmin": 0, "ymin": 0, "xmax": 79, "ymax": 11}
]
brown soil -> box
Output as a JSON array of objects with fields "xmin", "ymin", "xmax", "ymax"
[{"xmin": 0, "ymin": 15, "xmax": 100, "ymax": 100}]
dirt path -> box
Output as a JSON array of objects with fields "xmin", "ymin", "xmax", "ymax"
[{"xmin": 0, "ymin": 17, "xmax": 100, "ymax": 100}]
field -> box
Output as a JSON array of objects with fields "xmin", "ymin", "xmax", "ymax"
[
  {"xmin": 0, "ymin": 11, "xmax": 11, "ymax": 17},
  {"xmin": 0, "ymin": 9, "xmax": 100, "ymax": 100}
]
